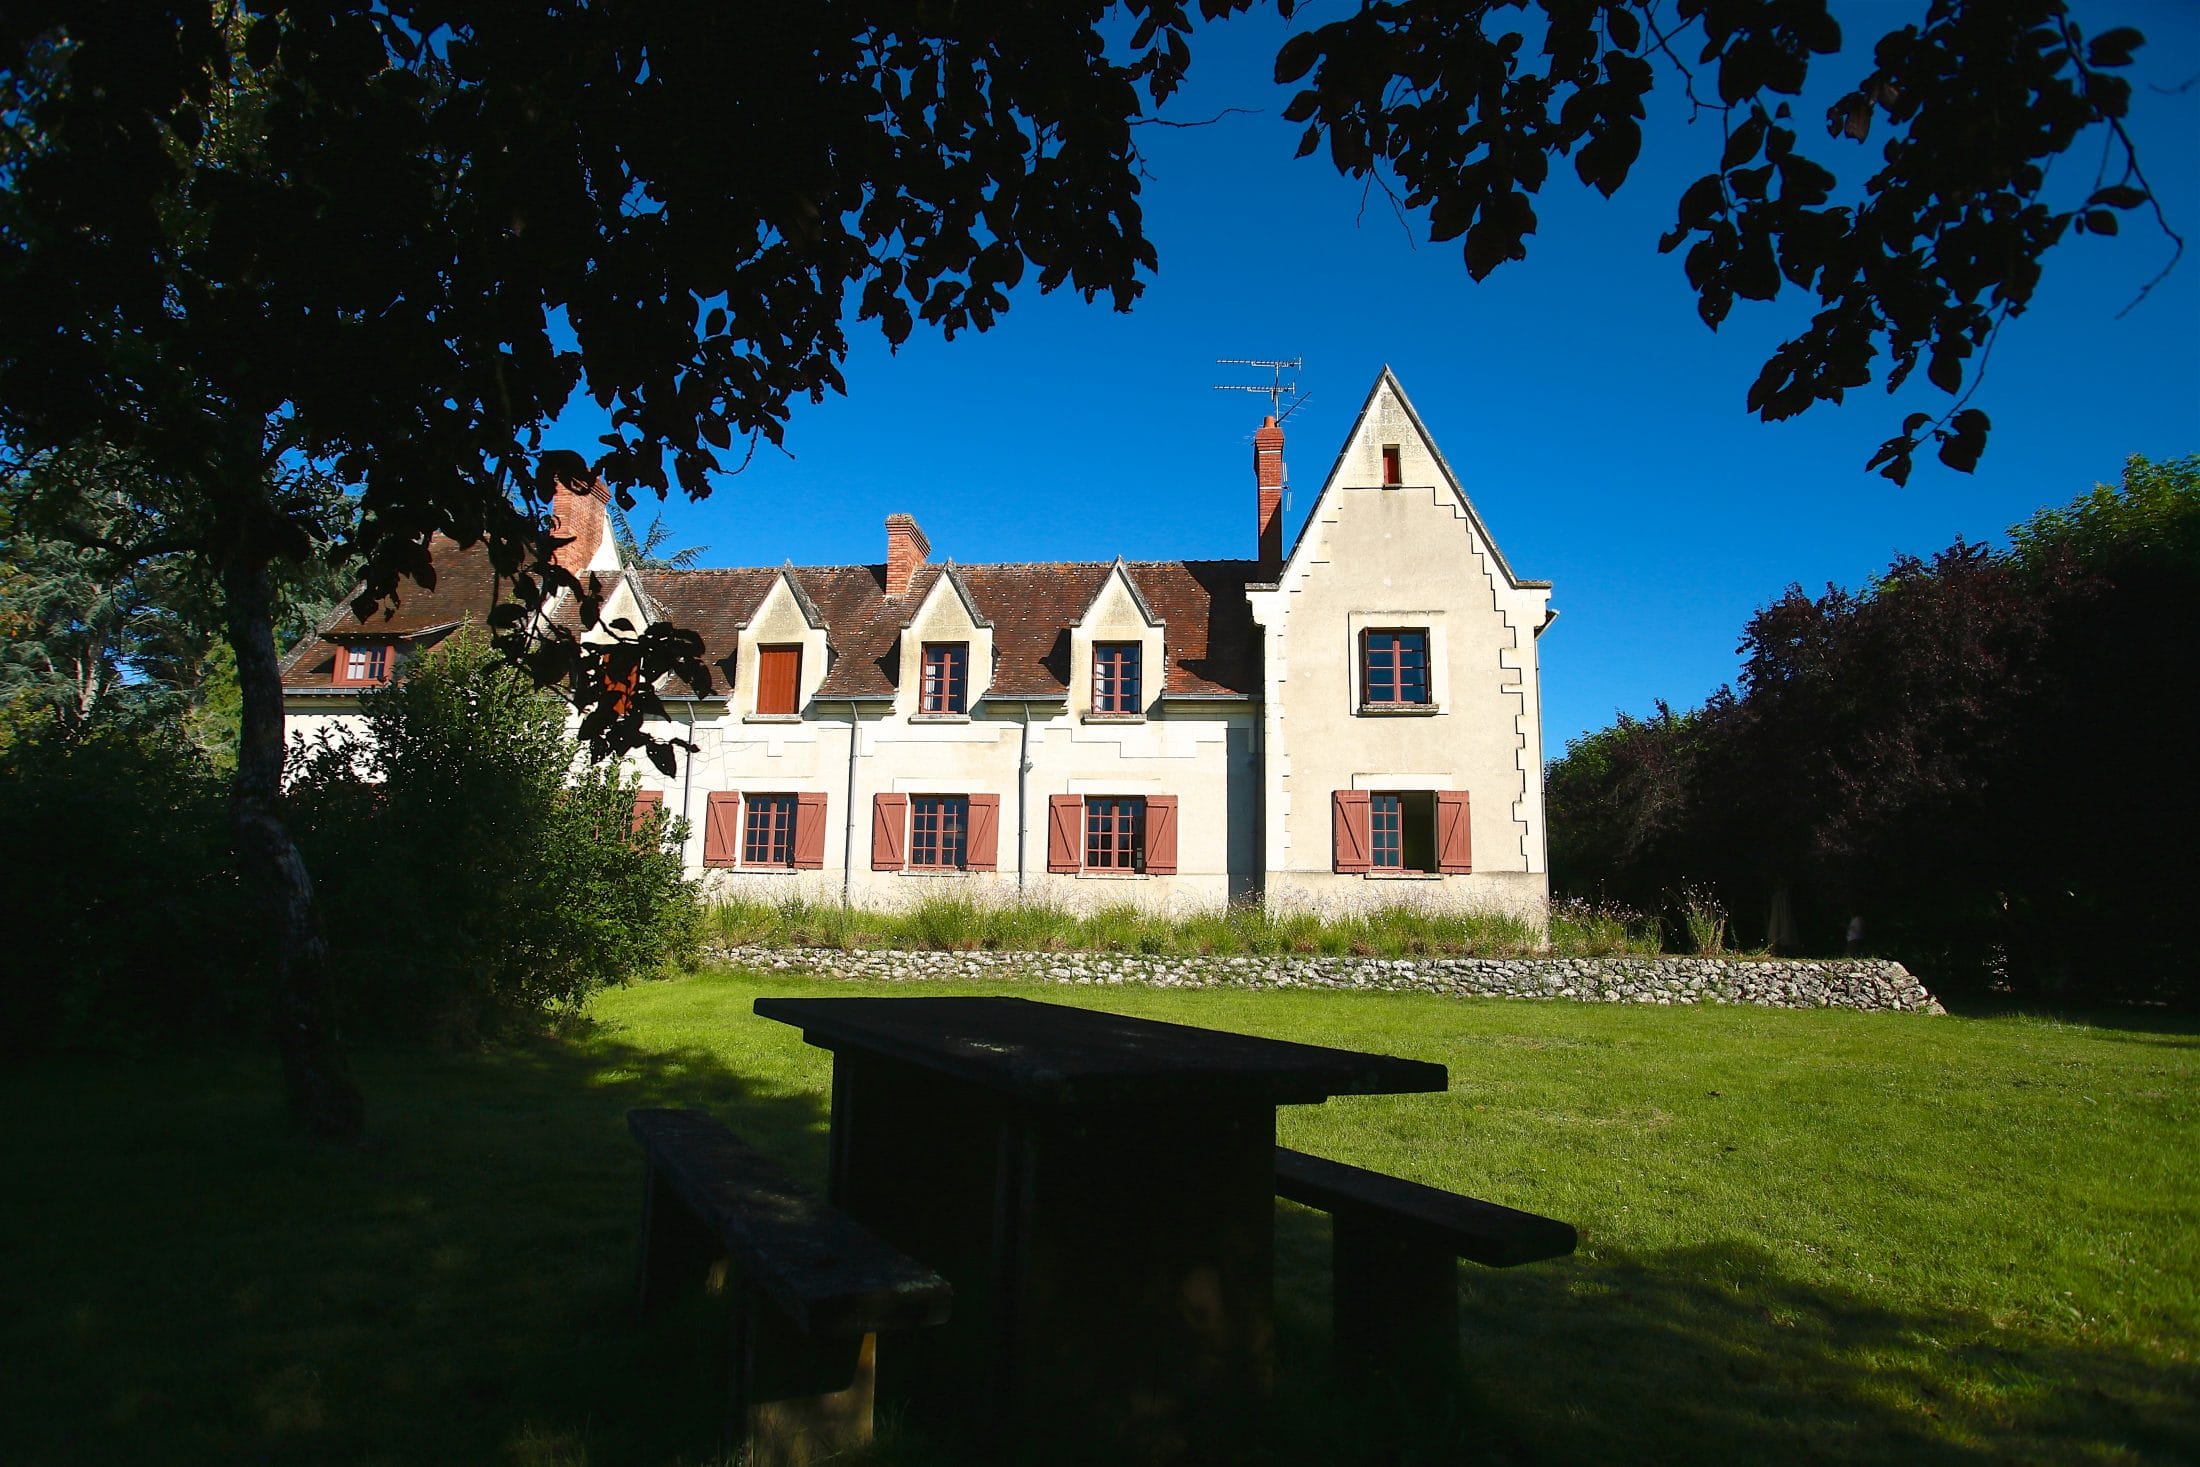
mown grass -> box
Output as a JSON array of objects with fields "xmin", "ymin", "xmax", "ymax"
[
  {"xmin": 6, "ymin": 969, "xmax": 2193, "ymax": 1465},
  {"xmin": 707, "ymin": 891, "xmax": 1662, "ymax": 959}
]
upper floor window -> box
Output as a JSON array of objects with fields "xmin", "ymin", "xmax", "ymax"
[
  {"xmin": 909, "ymin": 796, "xmax": 969, "ymax": 870},
  {"xmin": 756, "ymin": 645, "xmax": 802, "ymax": 716},
  {"xmin": 1092, "ymin": 643, "xmax": 1142, "ymax": 715},
  {"xmin": 337, "ymin": 642, "xmax": 392, "ymax": 686},
  {"xmin": 1361, "ymin": 629, "xmax": 1429, "ymax": 707},
  {"xmin": 920, "ymin": 642, "xmax": 968, "ymax": 714},
  {"xmin": 1382, "ymin": 444, "xmax": 1403, "ymax": 486},
  {"xmin": 743, "ymin": 794, "xmax": 798, "ymax": 867},
  {"xmin": 1085, "ymin": 797, "xmax": 1146, "ymax": 871}
]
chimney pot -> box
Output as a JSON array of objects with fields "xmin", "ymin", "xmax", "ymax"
[
  {"xmin": 1254, "ymin": 416, "xmax": 1285, "ymax": 573},
  {"xmin": 885, "ymin": 513, "xmax": 931, "ymax": 597},
  {"xmin": 550, "ymin": 478, "xmax": 610, "ymax": 579}
]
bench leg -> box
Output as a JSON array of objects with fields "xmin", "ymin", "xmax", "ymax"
[
  {"xmin": 1330, "ymin": 1215, "xmax": 1460, "ymax": 1400},
  {"xmin": 729, "ymin": 1285, "xmax": 876, "ymax": 1467},
  {"xmin": 636, "ymin": 1161, "xmax": 723, "ymax": 1316}
]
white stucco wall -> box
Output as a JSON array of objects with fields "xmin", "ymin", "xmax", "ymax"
[{"xmin": 1249, "ymin": 371, "xmax": 1551, "ymax": 920}]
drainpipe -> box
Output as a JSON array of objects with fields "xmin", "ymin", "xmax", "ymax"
[
  {"xmin": 842, "ymin": 700, "xmax": 861, "ymax": 907},
  {"xmin": 1017, "ymin": 702, "xmax": 1034, "ymax": 894},
  {"xmin": 680, "ymin": 700, "xmax": 697, "ymax": 872}
]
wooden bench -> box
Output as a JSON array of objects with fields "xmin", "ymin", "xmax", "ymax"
[
  {"xmin": 1274, "ymin": 1146, "xmax": 1576, "ymax": 1396},
  {"xmin": 628, "ymin": 1108, "xmax": 952, "ymax": 1467}
]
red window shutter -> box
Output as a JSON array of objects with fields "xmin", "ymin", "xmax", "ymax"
[
  {"xmin": 792, "ymin": 791, "xmax": 828, "ymax": 869},
  {"xmin": 1143, "ymin": 795, "xmax": 1178, "ymax": 875},
  {"xmin": 1436, "ymin": 790, "xmax": 1473, "ymax": 874},
  {"xmin": 757, "ymin": 646, "xmax": 801, "ymax": 715},
  {"xmin": 704, "ymin": 792, "xmax": 741, "ymax": 867},
  {"xmin": 1382, "ymin": 444, "xmax": 1402, "ymax": 485},
  {"xmin": 631, "ymin": 789, "xmax": 664, "ymax": 835},
  {"xmin": 966, "ymin": 794, "xmax": 1001, "ymax": 872},
  {"xmin": 1332, "ymin": 790, "xmax": 1372, "ymax": 874},
  {"xmin": 871, "ymin": 793, "xmax": 908, "ymax": 871},
  {"xmin": 1047, "ymin": 795, "xmax": 1082, "ymax": 873}
]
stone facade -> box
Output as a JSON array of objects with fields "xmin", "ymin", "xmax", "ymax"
[
  {"xmin": 282, "ymin": 368, "xmax": 1557, "ymax": 917},
  {"xmin": 713, "ymin": 947, "xmax": 1945, "ymax": 1014}
]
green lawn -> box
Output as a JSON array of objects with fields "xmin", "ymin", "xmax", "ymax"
[{"xmin": 5, "ymin": 968, "xmax": 2194, "ymax": 1465}]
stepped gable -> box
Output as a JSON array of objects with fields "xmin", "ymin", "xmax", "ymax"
[
  {"xmin": 637, "ymin": 557, "xmax": 1261, "ymax": 703},
  {"xmin": 279, "ymin": 535, "xmax": 510, "ymax": 687}
]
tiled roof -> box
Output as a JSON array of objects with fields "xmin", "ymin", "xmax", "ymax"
[
  {"xmin": 284, "ymin": 539, "xmax": 1263, "ymax": 702},
  {"xmin": 638, "ymin": 558, "xmax": 1261, "ymax": 701},
  {"xmin": 279, "ymin": 536, "xmax": 511, "ymax": 688}
]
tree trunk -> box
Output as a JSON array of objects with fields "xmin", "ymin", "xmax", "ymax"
[{"xmin": 223, "ymin": 556, "xmax": 365, "ymax": 1143}]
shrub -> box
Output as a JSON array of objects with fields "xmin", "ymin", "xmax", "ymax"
[
  {"xmin": 288, "ymin": 629, "xmax": 700, "ymax": 1039},
  {"xmin": 0, "ymin": 720, "xmax": 265, "ymax": 1051}
]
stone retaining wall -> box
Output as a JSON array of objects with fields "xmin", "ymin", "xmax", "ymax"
[{"xmin": 711, "ymin": 946, "xmax": 1943, "ymax": 1014}]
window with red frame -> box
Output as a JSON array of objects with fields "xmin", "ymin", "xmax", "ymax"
[
  {"xmin": 339, "ymin": 643, "xmax": 391, "ymax": 685},
  {"xmin": 1092, "ymin": 643, "xmax": 1141, "ymax": 715},
  {"xmin": 920, "ymin": 643, "xmax": 968, "ymax": 714},
  {"xmin": 909, "ymin": 796, "xmax": 969, "ymax": 869},
  {"xmin": 1368, "ymin": 791, "xmax": 1437, "ymax": 871},
  {"xmin": 1084, "ymin": 797, "xmax": 1145, "ymax": 871},
  {"xmin": 742, "ymin": 794, "xmax": 798, "ymax": 866},
  {"xmin": 1361, "ymin": 629, "xmax": 1430, "ymax": 706},
  {"xmin": 1382, "ymin": 444, "xmax": 1403, "ymax": 485}
]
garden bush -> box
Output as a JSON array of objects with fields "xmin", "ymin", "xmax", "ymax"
[
  {"xmin": 0, "ymin": 721, "xmax": 265, "ymax": 1052},
  {"xmin": 288, "ymin": 629, "xmax": 700, "ymax": 1040}
]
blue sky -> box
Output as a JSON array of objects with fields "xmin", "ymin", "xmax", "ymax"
[{"xmin": 549, "ymin": 2, "xmax": 2199, "ymax": 754}]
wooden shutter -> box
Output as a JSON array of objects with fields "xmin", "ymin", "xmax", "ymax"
[
  {"xmin": 1143, "ymin": 795, "xmax": 1178, "ymax": 876},
  {"xmin": 704, "ymin": 791, "xmax": 741, "ymax": 867},
  {"xmin": 1382, "ymin": 444, "xmax": 1402, "ymax": 485},
  {"xmin": 1332, "ymin": 790, "xmax": 1372, "ymax": 874},
  {"xmin": 757, "ymin": 646, "xmax": 801, "ymax": 715},
  {"xmin": 792, "ymin": 791, "xmax": 828, "ymax": 869},
  {"xmin": 631, "ymin": 789, "xmax": 663, "ymax": 836},
  {"xmin": 1435, "ymin": 790, "xmax": 1473, "ymax": 874},
  {"xmin": 1046, "ymin": 795, "xmax": 1082, "ymax": 873},
  {"xmin": 871, "ymin": 793, "xmax": 908, "ymax": 870},
  {"xmin": 966, "ymin": 794, "xmax": 1001, "ymax": 872}
]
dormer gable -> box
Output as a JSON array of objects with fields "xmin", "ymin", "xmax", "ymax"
[
  {"xmin": 895, "ymin": 561, "xmax": 995, "ymax": 716},
  {"xmin": 1069, "ymin": 559, "xmax": 1166, "ymax": 720},
  {"xmin": 737, "ymin": 566, "xmax": 830, "ymax": 717}
]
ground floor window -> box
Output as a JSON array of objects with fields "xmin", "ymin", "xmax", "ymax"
[
  {"xmin": 743, "ymin": 794, "xmax": 798, "ymax": 866},
  {"xmin": 909, "ymin": 796, "xmax": 969, "ymax": 870},
  {"xmin": 1369, "ymin": 791, "xmax": 1437, "ymax": 872},
  {"xmin": 1084, "ymin": 797, "xmax": 1146, "ymax": 871}
]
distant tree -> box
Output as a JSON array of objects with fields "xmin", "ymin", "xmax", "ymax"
[
  {"xmin": 609, "ymin": 503, "xmax": 709, "ymax": 572},
  {"xmin": 1549, "ymin": 456, "xmax": 2200, "ymax": 1002},
  {"xmin": 1, "ymin": 2, "xmax": 2172, "ymax": 1132}
]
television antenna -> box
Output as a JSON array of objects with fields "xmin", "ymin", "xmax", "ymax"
[{"xmin": 1213, "ymin": 356, "xmax": 1305, "ymax": 419}]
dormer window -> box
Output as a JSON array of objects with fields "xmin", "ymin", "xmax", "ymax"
[
  {"xmin": 920, "ymin": 642, "xmax": 968, "ymax": 714},
  {"xmin": 336, "ymin": 642, "xmax": 392, "ymax": 686},
  {"xmin": 1093, "ymin": 643, "xmax": 1142, "ymax": 715},
  {"xmin": 756, "ymin": 645, "xmax": 801, "ymax": 716}
]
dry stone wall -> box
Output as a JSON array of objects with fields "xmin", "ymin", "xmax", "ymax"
[{"xmin": 712, "ymin": 947, "xmax": 1943, "ymax": 1014}]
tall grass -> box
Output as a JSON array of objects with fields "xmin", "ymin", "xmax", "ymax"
[{"xmin": 705, "ymin": 892, "xmax": 1665, "ymax": 959}]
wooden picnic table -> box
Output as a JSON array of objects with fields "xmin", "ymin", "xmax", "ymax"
[{"xmin": 752, "ymin": 994, "xmax": 1447, "ymax": 1460}]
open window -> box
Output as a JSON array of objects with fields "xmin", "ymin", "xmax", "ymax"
[{"xmin": 1333, "ymin": 790, "xmax": 1471, "ymax": 875}]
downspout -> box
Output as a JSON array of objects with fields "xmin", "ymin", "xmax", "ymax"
[
  {"xmin": 1017, "ymin": 702, "xmax": 1033, "ymax": 894},
  {"xmin": 842, "ymin": 700, "xmax": 861, "ymax": 907}
]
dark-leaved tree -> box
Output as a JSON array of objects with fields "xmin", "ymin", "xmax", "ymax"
[{"xmin": 0, "ymin": 2, "xmax": 2171, "ymax": 1133}]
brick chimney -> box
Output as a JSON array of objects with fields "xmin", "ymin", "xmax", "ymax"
[
  {"xmin": 1254, "ymin": 416, "xmax": 1284, "ymax": 573},
  {"xmin": 885, "ymin": 513, "xmax": 930, "ymax": 597},
  {"xmin": 550, "ymin": 478, "xmax": 609, "ymax": 578}
]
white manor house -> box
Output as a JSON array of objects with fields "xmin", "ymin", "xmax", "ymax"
[{"xmin": 282, "ymin": 368, "xmax": 1557, "ymax": 916}]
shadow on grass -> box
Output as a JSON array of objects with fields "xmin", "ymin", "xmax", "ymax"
[
  {"xmin": 1, "ymin": 1023, "xmax": 833, "ymax": 1466},
  {"xmin": 1932, "ymin": 994, "xmax": 2200, "ymax": 1042},
  {"xmin": 1260, "ymin": 1203, "xmax": 2198, "ymax": 1467},
  {"xmin": 7, "ymin": 1028, "xmax": 2192, "ymax": 1467}
]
